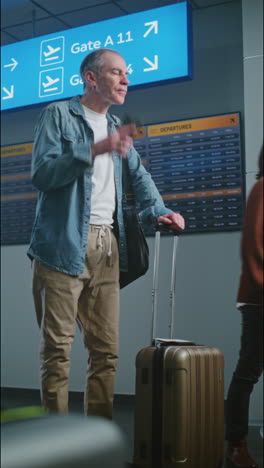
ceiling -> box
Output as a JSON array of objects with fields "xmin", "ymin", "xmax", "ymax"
[{"xmin": 1, "ymin": 0, "xmax": 237, "ymax": 46}]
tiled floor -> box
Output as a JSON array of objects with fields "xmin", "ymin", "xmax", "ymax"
[{"xmin": 1, "ymin": 388, "xmax": 263, "ymax": 468}]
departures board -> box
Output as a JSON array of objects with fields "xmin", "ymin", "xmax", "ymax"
[
  {"xmin": 1, "ymin": 112, "xmax": 243, "ymax": 245},
  {"xmin": 133, "ymin": 112, "xmax": 244, "ymax": 235},
  {"xmin": 1, "ymin": 143, "xmax": 37, "ymax": 245}
]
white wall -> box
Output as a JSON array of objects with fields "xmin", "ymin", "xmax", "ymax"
[{"xmin": 1, "ymin": 1, "xmax": 263, "ymax": 423}]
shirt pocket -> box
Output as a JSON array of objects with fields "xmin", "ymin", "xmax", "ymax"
[
  {"xmin": 61, "ymin": 132, "xmax": 85, "ymax": 159},
  {"xmin": 61, "ymin": 115, "xmax": 85, "ymax": 144},
  {"xmin": 62, "ymin": 132, "xmax": 84, "ymax": 144}
]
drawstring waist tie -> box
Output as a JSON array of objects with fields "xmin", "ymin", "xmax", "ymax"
[{"xmin": 90, "ymin": 225, "xmax": 113, "ymax": 265}]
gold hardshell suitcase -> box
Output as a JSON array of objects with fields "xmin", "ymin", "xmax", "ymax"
[{"xmin": 133, "ymin": 227, "xmax": 225, "ymax": 468}]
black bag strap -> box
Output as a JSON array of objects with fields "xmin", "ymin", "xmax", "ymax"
[
  {"xmin": 120, "ymin": 112, "xmax": 142, "ymax": 208},
  {"xmin": 122, "ymin": 158, "xmax": 136, "ymax": 207}
]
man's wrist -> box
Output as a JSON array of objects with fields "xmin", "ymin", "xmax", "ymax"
[
  {"xmin": 91, "ymin": 141, "xmax": 108, "ymax": 159},
  {"xmin": 91, "ymin": 144, "xmax": 97, "ymax": 159}
]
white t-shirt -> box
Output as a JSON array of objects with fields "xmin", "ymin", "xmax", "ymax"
[{"xmin": 82, "ymin": 106, "xmax": 116, "ymax": 226}]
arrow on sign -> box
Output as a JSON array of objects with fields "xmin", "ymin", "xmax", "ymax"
[
  {"xmin": 2, "ymin": 86, "xmax": 14, "ymax": 100},
  {"xmin": 127, "ymin": 64, "xmax": 133, "ymax": 75},
  {"xmin": 143, "ymin": 55, "xmax": 158, "ymax": 72},
  {"xmin": 4, "ymin": 58, "xmax": 18, "ymax": 71},
  {"xmin": 143, "ymin": 21, "xmax": 158, "ymax": 38}
]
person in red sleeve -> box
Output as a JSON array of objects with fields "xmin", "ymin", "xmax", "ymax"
[{"xmin": 225, "ymin": 144, "xmax": 263, "ymax": 468}]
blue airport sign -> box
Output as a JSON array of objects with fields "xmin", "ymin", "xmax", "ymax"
[{"xmin": 1, "ymin": 2, "xmax": 192, "ymax": 111}]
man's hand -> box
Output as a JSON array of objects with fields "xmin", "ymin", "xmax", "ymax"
[
  {"xmin": 157, "ymin": 212, "xmax": 185, "ymax": 231},
  {"xmin": 91, "ymin": 124, "xmax": 136, "ymax": 159}
]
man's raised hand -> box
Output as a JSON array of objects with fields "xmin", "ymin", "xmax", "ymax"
[{"xmin": 92, "ymin": 123, "xmax": 136, "ymax": 159}]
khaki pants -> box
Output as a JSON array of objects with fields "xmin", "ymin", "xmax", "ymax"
[{"xmin": 32, "ymin": 225, "xmax": 120, "ymax": 419}]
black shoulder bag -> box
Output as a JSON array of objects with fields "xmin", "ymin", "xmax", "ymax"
[{"xmin": 119, "ymin": 158, "xmax": 149, "ymax": 288}]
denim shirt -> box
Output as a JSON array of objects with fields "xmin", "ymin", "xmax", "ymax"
[{"xmin": 27, "ymin": 95, "xmax": 172, "ymax": 275}]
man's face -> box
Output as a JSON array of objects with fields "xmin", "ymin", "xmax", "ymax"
[{"xmin": 91, "ymin": 52, "xmax": 130, "ymax": 107}]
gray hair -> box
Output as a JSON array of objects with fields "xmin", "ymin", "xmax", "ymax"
[{"xmin": 80, "ymin": 48, "xmax": 123, "ymax": 89}]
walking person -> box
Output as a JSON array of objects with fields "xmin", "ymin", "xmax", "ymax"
[{"xmin": 225, "ymin": 145, "xmax": 263, "ymax": 468}]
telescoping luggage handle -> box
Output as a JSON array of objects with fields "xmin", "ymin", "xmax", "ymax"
[
  {"xmin": 151, "ymin": 224, "xmax": 194, "ymax": 347},
  {"xmin": 151, "ymin": 223, "xmax": 179, "ymax": 342}
]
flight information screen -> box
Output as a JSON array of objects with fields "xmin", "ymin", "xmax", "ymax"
[
  {"xmin": 133, "ymin": 112, "xmax": 244, "ymax": 235},
  {"xmin": 1, "ymin": 112, "xmax": 244, "ymax": 245},
  {"xmin": 1, "ymin": 1, "xmax": 192, "ymax": 111},
  {"xmin": 1, "ymin": 143, "xmax": 37, "ymax": 245}
]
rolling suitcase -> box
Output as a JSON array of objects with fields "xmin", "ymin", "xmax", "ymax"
[{"xmin": 133, "ymin": 226, "xmax": 225, "ymax": 468}]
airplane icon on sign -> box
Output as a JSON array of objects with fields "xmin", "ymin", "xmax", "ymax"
[
  {"xmin": 44, "ymin": 45, "xmax": 61, "ymax": 59},
  {"xmin": 40, "ymin": 37, "xmax": 64, "ymax": 66},
  {"xmin": 42, "ymin": 75, "xmax": 60, "ymax": 90},
  {"xmin": 39, "ymin": 67, "xmax": 64, "ymax": 97}
]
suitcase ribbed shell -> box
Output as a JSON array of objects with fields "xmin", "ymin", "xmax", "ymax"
[{"xmin": 133, "ymin": 345, "xmax": 224, "ymax": 468}]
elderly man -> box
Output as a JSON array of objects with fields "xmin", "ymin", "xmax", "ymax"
[{"xmin": 28, "ymin": 48, "xmax": 185, "ymax": 419}]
